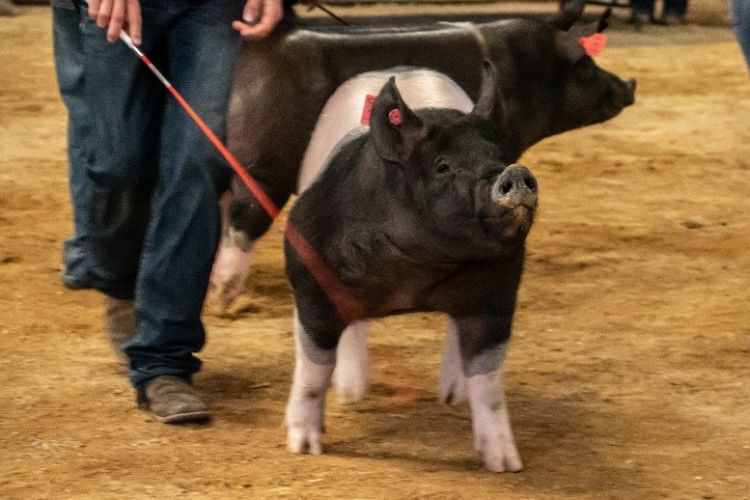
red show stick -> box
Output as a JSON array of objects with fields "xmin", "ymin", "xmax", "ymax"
[{"xmin": 118, "ymin": 31, "xmax": 364, "ymax": 323}]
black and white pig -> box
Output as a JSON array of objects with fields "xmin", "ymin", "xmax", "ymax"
[
  {"xmin": 293, "ymin": 66, "xmax": 487, "ymax": 407},
  {"xmin": 210, "ymin": 1, "xmax": 635, "ymax": 309},
  {"xmin": 283, "ymin": 62, "xmax": 537, "ymax": 472}
]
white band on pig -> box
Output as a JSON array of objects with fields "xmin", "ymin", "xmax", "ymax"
[
  {"xmin": 226, "ymin": 227, "xmax": 253, "ymax": 252},
  {"xmin": 299, "ymin": 68, "xmax": 474, "ymax": 193},
  {"xmin": 296, "ymin": 313, "xmax": 337, "ymax": 365},
  {"xmin": 464, "ymin": 342, "xmax": 506, "ymax": 378}
]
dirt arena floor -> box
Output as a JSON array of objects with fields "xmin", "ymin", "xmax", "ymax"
[{"xmin": 1, "ymin": 2, "xmax": 749, "ymax": 499}]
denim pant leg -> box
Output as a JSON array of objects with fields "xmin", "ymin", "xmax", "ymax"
[
  {"xmin": 631, "ymin": 0, "xmax": 655, "ymax": 21},
  {"xmin": 81, "ymin": 15, "xmax": 164, "ymax": 300},
  {"xmin": 52, "ymin": 0, "xmax": 93, "ymax": 288},
  {"xmin": 124, "ymin": 0, "xmax": 243, "ymax": 388},
  {"xmin": 663, "ymin": 0, "xmax": 688, "ymax": 21},
  {"xmin": 731, "ymin": 0, "xmax": 750, "ymax": 71}
]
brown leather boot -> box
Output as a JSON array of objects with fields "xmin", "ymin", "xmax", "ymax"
[{"xmin": 137, "ymin": 376, "xmax": 210, "ymax": 424}]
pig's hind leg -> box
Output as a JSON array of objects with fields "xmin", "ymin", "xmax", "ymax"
[
  {"xmin": 453, "ymin": 315, "xmax": 523, "ymax": 473},
  {"xmin": 285, "ymin": 308, "xmax": 337, "ymax": 455},
  {"xmin": 438, "ymin": 318, "xmax": 468, "ymax": 405},
  {"xmin": 333, "ymin": 321, "xmax": 370, "ymax": 404}
]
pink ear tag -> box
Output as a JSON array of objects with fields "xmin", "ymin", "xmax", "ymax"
[
  {"xmin": 388, "ymin": 109, "xmax": 402, "ymax": 126},
  {"xmin": 360, "ymin": 94, "xmax": 377, "ymax": 125},
  {"xmin": 578, "ymin": 33, "xmax": 608, "ymax": 57}
]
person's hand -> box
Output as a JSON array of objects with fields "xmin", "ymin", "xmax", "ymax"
[
  {"xmin": 88, "ymin": 0, "xmax": 142, "ymax": 45},
  {"xmin": 232, "ymin": 0, "xmax": 284, "ymax": 39}
]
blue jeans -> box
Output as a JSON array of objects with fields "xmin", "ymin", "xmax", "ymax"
[
  {"xmin": 663, "ymin": 0, "xmax": 688, "ymax": 20},
  {"xmin": 80, "ymin": 0, "xmax": 243, "ymax": 387},
  {"xmin": 52, "ymin": 0, "xmax": 95, "ymax": 289},
  {"xmin": 631, "ymin": 0, "xmax": 688, "ymax": 22},
  {"xmin": 731, "ymin": 0, "xmax": 750, "ymax": 70}
]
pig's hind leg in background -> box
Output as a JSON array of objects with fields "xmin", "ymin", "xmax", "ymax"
[
  {"xmin": 331, "ymin": 321, "xmax": 370, "ymax": 404},
  {"xmin": 334, "ymin": 316, "xmax": 469, "ymax": 407},
  {"xmin": 438, "ymin": 318, "xmax": 469, "ymax": 405}
]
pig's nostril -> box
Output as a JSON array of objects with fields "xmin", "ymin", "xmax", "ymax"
[
  {"xmin": 501, "ymin": 180, "xmax": 514, "ymax": 195},
  {"xmin": 524, "ymin": 175, "xmax": 537, "ymax": 193}
]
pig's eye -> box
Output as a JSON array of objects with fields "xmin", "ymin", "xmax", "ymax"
[{"xmin": 436, "ymin": 162, "xmax": 452, "ymax": 175}]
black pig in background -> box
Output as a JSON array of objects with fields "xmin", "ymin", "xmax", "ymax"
[{"xmin": 212, "ymin": 0, "xmax": 635, "ymax": 309}]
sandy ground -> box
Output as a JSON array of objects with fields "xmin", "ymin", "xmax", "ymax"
[{"xmin": 2, "ymin": 3, "xmax": 750, "ymax": 499}]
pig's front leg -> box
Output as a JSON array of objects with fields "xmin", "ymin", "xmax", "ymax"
[
  {"xmin": 466, "ymin": 359, "xmax": 523, "ymax": 472},
  {"xmin": 438, "ymin": 318, "xmax": 468, "ymax": 405},
  {"xmin": 209, "ymin": 230, "xmax": 254, "ymax": 314},
  {"xmin": 454, "ymin": 316, "xmax": 523, "ymax": 472},
  {"xmin": 285, "ymin": 308, "xmax": 336, "ymax": 455},
  {"xmin": 333, "ymin": 321, "xmax": 369, "ymax": 404},
  {"xmin": 209, "ymin": 192, "xmax": 253, "ymax": 313}
]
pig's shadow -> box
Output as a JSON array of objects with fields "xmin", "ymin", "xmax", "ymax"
[
  {"xmin": 324, "ymin": 386, "xmax": 633, "ymax": 486},
  {"xmin": 197, "ymin": 369, "xmax": 641, "ymax": 493}
]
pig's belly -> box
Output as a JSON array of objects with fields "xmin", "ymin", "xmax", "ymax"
[{"xmin": 298, "ymin": 68, "xmax": 474, "ymax": 193}]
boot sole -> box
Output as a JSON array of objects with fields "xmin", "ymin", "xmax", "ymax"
[{"xmin": 152, "ymin": 409, "xmax": 211, "ymax": 424}]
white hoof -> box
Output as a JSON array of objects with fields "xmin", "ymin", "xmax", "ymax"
[
  {"xmin": 285, "ymin": 391, "xmax": 327, "ymax": 456},
  {"xmin": 476, "ymin": 433, "xmax": 524, "ymax": 472},
  {"xmin": 437, "ymin": 375, "xmax": 468, "ymax": 406},
  {"xmin": 287, "ymin": 424, "xmax": 324, "ymax": 455}
]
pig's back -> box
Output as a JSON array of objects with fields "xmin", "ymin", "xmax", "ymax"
[{"xmin": 298, "ymin": 68, "xmax": 474, "ymax": 193}]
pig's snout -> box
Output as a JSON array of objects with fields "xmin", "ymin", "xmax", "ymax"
[
  {"xmin": 625, "ymin": 78, "xmax": 637, "ymax": 105},
  {"xmin": 492, "ymin": 164, "xmax": 538, "ymax": 210}
]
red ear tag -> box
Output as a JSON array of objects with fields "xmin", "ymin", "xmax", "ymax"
[
  {"xmin": 361, "ymin": 94, "xmax": 377, "ymax": 125},
  {"xmin": 578, "ymin": 33, "xmax": 608, "ymax": 57},
  {"xmin": 388, "ymin": 109, "xmax": 402, "ymax": 126}
]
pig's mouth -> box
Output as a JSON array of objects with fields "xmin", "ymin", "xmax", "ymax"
[
  {"xmin": 603, "ymin": 81, "xmax": 637, "ymax": 118},
  {"xmin": 583, "ymin": 81, "xmax": 636, "ymax": 125},
  {"xmin": 503, "ymin": 209, "xmax": 534, "ymax": 240},
  {"xmin": 480, "ymin": 204, "xmax": 536, "ymax": 238},
  {"xmin": 504, "ymin": 205, "xmax": 535, "ymax": 236}
]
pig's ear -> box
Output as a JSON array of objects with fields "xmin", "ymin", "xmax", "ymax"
[
  {"xmin": 596, "ymin": 7, "xmax": 612, "ymax": 33},
  {"xmin": 471, "ymin": 60, "xmax": 504, "ymax": 125},
  {"xmin": 555, "ymin": 30, "xmax": 586, "ymax": 64},
  {"xmin": 571, "ymin": 6, "xmax": 611, "ymax": 37},
  {"xmin": 551, "ymin": 0, "xmax": 585, "ymax": 31},
  {"xmin": 370, "ymin": 77, "xmax": 424, "ymax": 165}
]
